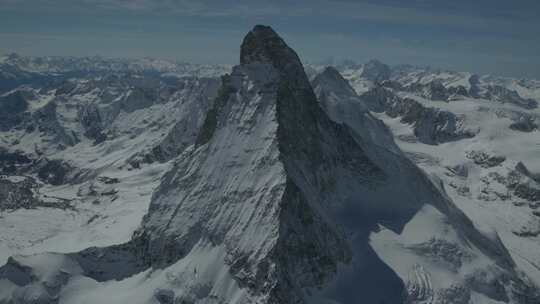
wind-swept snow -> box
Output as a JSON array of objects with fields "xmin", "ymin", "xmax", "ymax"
[{"xmin": 1, "ymin": 26, "xmax": 540, "ymax": 304}]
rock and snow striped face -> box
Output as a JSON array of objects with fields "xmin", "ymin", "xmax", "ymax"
[{"xmin": 0, "ymin": 25, "xmax": 539, "ymax": 304}]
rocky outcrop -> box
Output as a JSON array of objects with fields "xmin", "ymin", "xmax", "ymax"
[
  {"xmin": 153, "ymin": 77, "xmax": 221, "ymax": 161},
  {"xmin": 361, "ymin": 86, "xmax": 477, "ymax": 144},
  {"xmin": 510, "ymin": 117, "xmax": 538, "ymax": 132},
  {"xmin": 32, "ymin": 100, "xmax": 79, "ymax": 146},
  {"xmin": 0, "ymin": 90, "xmax": 30, "ymax": 131},
  {"xmin": 78, "ymin": 103, "xmax": 106, "ymax": 144},
  {"xmin": 0, "ymin": 176, "xmax": 74, "ymax": 210},
  {"xmin": 1, "ymin": 25, "xmax": 538, "ymax": 304},
  {"xmin": 36, "ymin": 158, "xmax": 74, "ymax": 186},
  {"xmin": 483, "ymin": 85, "xmax": 538, "ymax": 109},
  {"xmin": 515, "ymin": 162, "xmax": 540, "ymax": 184},
  {"xmin": 0, "ymin": 148, "xmax": 32, "ymax": 175},
  {"xmin": 360, "ymin": 59, "xmax": 391, "ymax": 83},
  {"xmin": 381, "ymin": 79, "xmax": 470, "ymax": 102},
  {"xmin": 469, "ymin": 75, "xmax": 538, "ymax": 109},
  {"xmin": 136, "ymin": 25, "xmax": 378, "ymax": 302},
  {"xmin": 408, "ymin": 81, "xmax": 450, "ymax": 101},
  {"xmin": 466, "ymin": 151, "xmax": 506, "ymax": 168},
  {"xmin": 407, "ymin": 238, "xmax": 472, "ymax": 270},
  {"xmin": 0, "ymin": 177, "xmax": 40, "ymax": 210},
  {"xmin": 377, "ymin": 69, "xmax": 538, "ymax": 108},
  {"xmin": 312, "ymin": 67, "xmax": 402, "ymax": 155}
]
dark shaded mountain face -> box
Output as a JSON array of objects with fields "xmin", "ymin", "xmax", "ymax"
[{"xmin": 1, "ymin": 26, "xmax": 539, "ymax": 304}]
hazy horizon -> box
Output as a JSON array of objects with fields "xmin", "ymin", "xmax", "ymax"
[{"xmin": 1, "ymin": 0, "xmax": 539, "ymax": 78}]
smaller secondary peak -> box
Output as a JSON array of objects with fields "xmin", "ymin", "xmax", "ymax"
[
  {"xmin": 320, "ymin": 66, "xmax": 343, "ymax": 79},
  {"xmin": 313, "ymin": 66, "xmax": 357, "ymax": 96},
  {"xmin": 361, "ymin": 59, "xmax": 391, "ymax": 83}
]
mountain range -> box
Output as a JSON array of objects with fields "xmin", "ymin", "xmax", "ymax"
[{"xmin": 1, "ymin": 26, "xmax": 540, "ymax": 304}]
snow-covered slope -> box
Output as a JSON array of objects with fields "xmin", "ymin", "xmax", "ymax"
[
  {"xmin": 0, "ymin": 67, "xmax": 221, "ymax": 270},
  {"xmin": 333, "ymin": 61, "xmax": 540, "ymax": 302},
  {"xmin": 1, "ymin": 28, "xmax": 540, "ymax": 304},
  {"xmin": 0, "ymin": 52, "xmax": 231, "ymax": 94},
  {"xmin": 1, "ymin": 25, "xmax": 539, "ymax": 304},
  {"xmin": 365, "ymin": 87, "xmax": 540, "ymax": 287},
  {"xmin": 333, "ymin": 60, "xmax": 540, "ymax": 111}
]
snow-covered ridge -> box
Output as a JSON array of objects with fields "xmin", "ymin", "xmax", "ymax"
[
  {"xmin": 307, "ymin": 60, "xmax": 540, "ymax": 110},
  {"xmin": 1, "ymin": 25, "xmax": 539, "ymax": 304},
  {"xmin": 0, "ymin": 52, "xmax": 231, "ymax": 76}
]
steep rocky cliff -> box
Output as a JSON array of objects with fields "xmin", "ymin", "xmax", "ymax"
[{"xmin": 1, "ymin": 25, "xmax": 538, "ymax": 304}]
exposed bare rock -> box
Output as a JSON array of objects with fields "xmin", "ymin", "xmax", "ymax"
[{"xmin": 466, "ymin": 150, "xmax": 506, "ymax": 168}]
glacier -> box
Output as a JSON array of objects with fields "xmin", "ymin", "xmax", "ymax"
[{"xmin": 0, "ymin": 26, "xmax": 539, "ymax": 303}]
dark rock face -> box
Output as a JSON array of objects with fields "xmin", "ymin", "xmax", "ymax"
[
  {"xmin": 120, "ymin": 87, "xmax": 162, "ymax": 113},
  {"xmin": 360, "ymin": 85, "xmax": 398, "ymax": 112},
  {"xmin": 71, "ymin": 243, "xmax": 147, "ymax": 282},
  {"xmin": 311, "ymin": 66, "xmax": 401, "ymax": 155},
  {"xmin": 195, "ymin": 76, "xmax": 234, "ymax": 147},
  {"xmin": 0, "ymin": 148, "xmax": 32, "ymax": 175},
  {"xmin": 0, "ymin": 177, "xmax": 39, "ymax": 211},
  {"xmin": 313, "ymin": 66, "xmax": 359, "ymax": 98},
  {"xmin": 55, "ymin": 80, "xmax": 77, "ymax": 96},
  {"xmin": 137, "ymin": 25, "xmax": 405, "ymax": 304},
  {"xmin": 513, "ymin": 183, "xmax": 540, "ymax": 202},
  {"xmin": 465, "ymin": 268, "xmax": 510, "ymax": 302},
  {"xmin": 468, "ymin": 74, "xmax": 482, "ymax": 98},
  {"xmin": 36, "ymin": 159, "xmax": 73, "ymax": 186},
  {"xmin": 408, "ymin": 81, "xmax": 452, "ymax": 101},
  {"xmin": 480, "ymin": 162, "xmax": 540, "ymax": 205},
  {"xmin": 361, "ymin": 59, "xmax": 391, "ymax": 83},
  {"xmin": 466, "ymin": 151, "xmax": 506, "ymax": 168},
  {"xmin": 240, "ymin": 25, "xmax": 311, "ymax": 90},
  {"xmin": 0, "ymin": 257, "xmax": 34, "ymax": 286},
  {"xmin": 469, "ymin": 75, "xmax": 538, "ymax": 109},
  {"xmin": 79, "ymin": 104, "xmax": 106, "ymax": 144},
  {"xmin": 0, "ymin": 147, "xmax": 82, "ymax": 187},
  {"xmin": 0, "ymin": 90, "xmax": 29, "ymax": 131},
  {"xmin": 1, "ymin": 25, "xmax": 539, "ymax": 304},
  {"xmin": 387, "ymin": 72, "xmax": 537, "ymax": 108},
  {"xmin": 33, "ymin": 101, "xmax": 78, "ymax": 146},
  {"xmin": 510, "ymin": 116, "xmax": 538, "ymax": 132},
  {"xmin": 435, "ymin": 284, "xmax": 471, "ymax": 304},
  {"xmin": 154, "ymin": 289, "xmax": 175, "ymax": 304},
  {"xmin": 361, "ymin": 87, "xmax": 476, "ymax": 144},
  {"xmin": 447, "ymin": 85, "xmax": 469, "ymax": 97},
  {"xmin": 483, "ymin": 85, "xmax": 538, "ymax": 109},
  {"xmin": 515, "ymin": 162, "xmax": 540, "ymax": 184},
  {"xmin": 158, "ymin": 77, "xmax": 220, "ymax": 160},
  {"xmin": 408, "ymin": 238, "xmax": 472, "ymax": 269},
  {"xmin": 385, "ymin": 79, "xmax": 470, "ymax": 103}
]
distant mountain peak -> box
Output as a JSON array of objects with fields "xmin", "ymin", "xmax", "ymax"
[
  {"xmin": 361, "ymin": 59, "xmax": 391, "ymax": 82},
  {"xmin": 313, "ymin": 66, "xmax": 358, "ymax": 97},
  {"xmin": 1, "ymin": 25, "xmax": 539, "ymax": 304},
  {"xmin": 320, "ymin": 66, "xmax": 342, "ymax": 78}
]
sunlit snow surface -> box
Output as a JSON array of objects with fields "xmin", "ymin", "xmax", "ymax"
[
  {"xmin": 1, "ymin": 47, "xmax": 540, "ymax": 303},
  {"xmin": 369, "ymin": 93, "xmax": 540, "ymax": 286}
]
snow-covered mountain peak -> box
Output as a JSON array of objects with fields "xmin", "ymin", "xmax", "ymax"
[
  {"xmin": 313, "ymin": 66, "xmax": 358, "ymax": 97},
  {"xmin": 361, "ymin": 59, "xmax": 391, "ymax": 82},
  {"xmin": 1, "ymin": 26, "xmax": 540, "ymax": 304},
  {"xmin": 240, "ymin": 25, "xmax": 295, "ymax": 65},
  {"xmin": 240, "ymin": 25, "xmax": 311, "ymax": 88}
]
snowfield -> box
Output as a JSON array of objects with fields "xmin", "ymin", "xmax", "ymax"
[{"xmin": 1, "ymin": 26, "xmax": 540, "ymax": 303}]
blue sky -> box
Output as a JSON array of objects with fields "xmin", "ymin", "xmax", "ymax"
[{"xmin": 1, "ymin": 0, "xmax": 539, "ymax": 78}]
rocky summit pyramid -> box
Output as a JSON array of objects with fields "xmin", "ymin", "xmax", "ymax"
[{"xmin": 1, "ymin": 25, "xmax": 539, "ymax": 304}]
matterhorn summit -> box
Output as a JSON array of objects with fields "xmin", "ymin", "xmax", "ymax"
[{"xmin": 1, "ymin": 25, "xmax": 539, "ymax": 304}]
